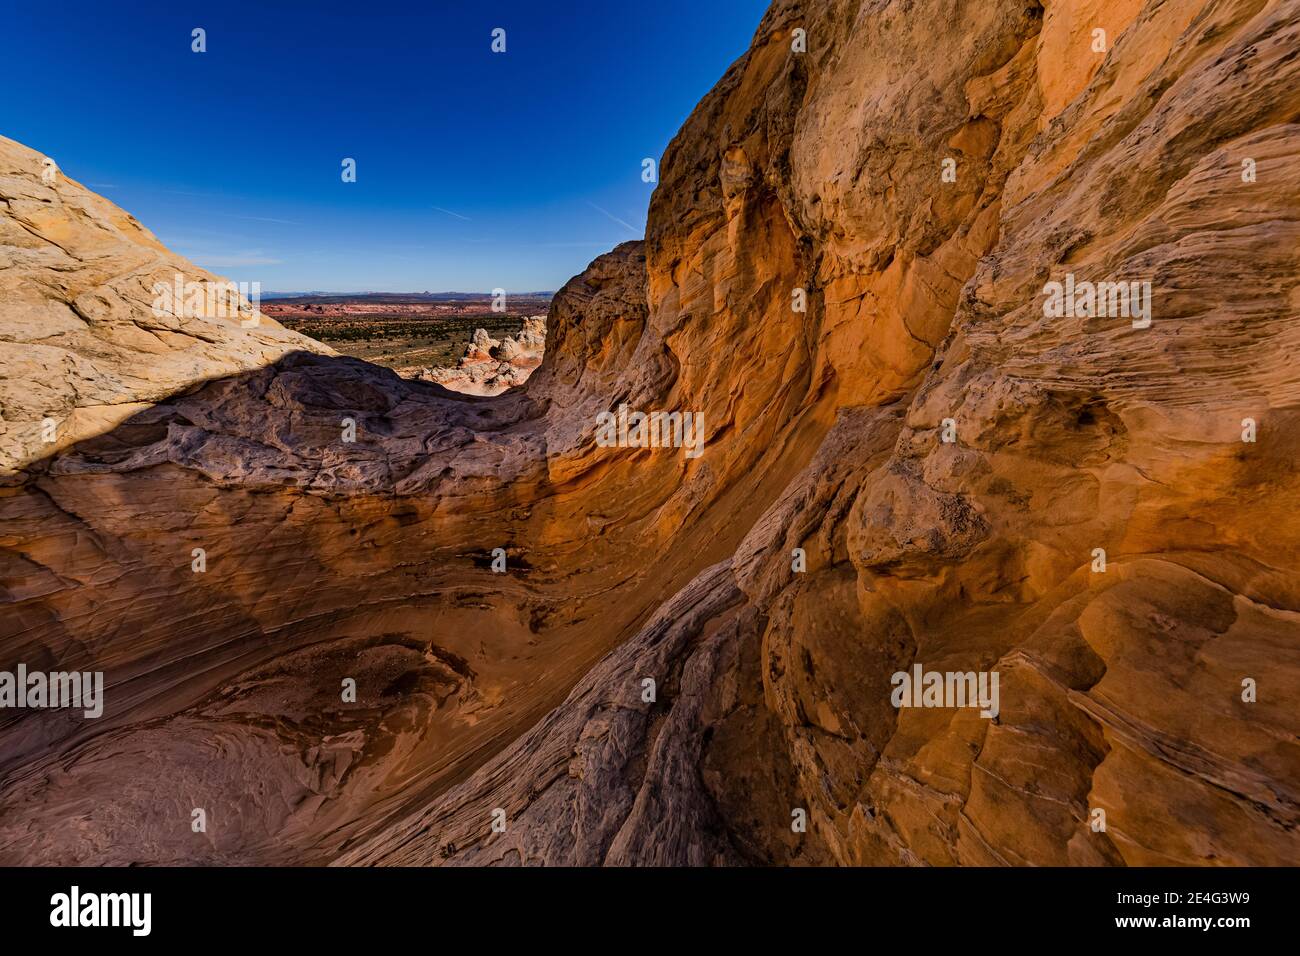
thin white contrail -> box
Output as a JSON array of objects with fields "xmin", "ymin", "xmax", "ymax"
[
  {"xmin": 219, "ymin": 213, "xmax": 298, "ymax": 225},
  {"xmin": 586, "ymin": 201, "xmax": 640, "ymax": 235},
  {"xmin": 432, "ymin": 206, "xmax": 472, "ymax": 221}
]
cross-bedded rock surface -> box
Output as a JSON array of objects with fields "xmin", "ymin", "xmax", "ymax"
[{"xmin": 2, "ymin": 0, "xmax": 1298, "ymax": 866}]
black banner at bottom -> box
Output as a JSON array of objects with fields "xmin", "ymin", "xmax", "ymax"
[{"xmin": 0, "ymin": 865, "xmax": 1285, "ymax": 942}]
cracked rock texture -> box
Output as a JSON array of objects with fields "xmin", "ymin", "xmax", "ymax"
[{"xmin": 2, "ymin": 0, "xmax": 1299, "ymax": 866}]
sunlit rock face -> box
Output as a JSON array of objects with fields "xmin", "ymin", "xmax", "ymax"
[
  {"xmin": 423, "ymin": 316, "xmax": 548, "ymax": 395},
  {"xmin": 2, "ymin": 0, "xmax": 1298, "ymax": 866},
  {"xmin": 0, "ymin": 135, "xmax": 336, "ymax": 481}
]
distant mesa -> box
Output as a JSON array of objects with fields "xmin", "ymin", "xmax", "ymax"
[{"xmin": 261, "ymin": 291, "xmax": 557, "ymax": 301}]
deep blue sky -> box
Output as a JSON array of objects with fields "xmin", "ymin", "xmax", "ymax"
[{"xmin": 3, "ymin": 0, "xmax": 768, "ymax": 292}]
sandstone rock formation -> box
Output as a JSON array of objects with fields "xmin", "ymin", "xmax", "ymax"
[
  {"xmin": 0, "ymin": 141, "xmax": 332, "ymax": 479},
  {"xmin": 424, "ymin": 316, "xmax": 547, "ymax": 395},
  {"xmin": 2, "ymin": 0, "xmax": 1298, "ymax": 868}
]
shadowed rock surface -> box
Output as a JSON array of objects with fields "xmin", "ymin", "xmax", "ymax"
[{"xmin": 2, "ymin": 0, "xmax": 1299, "ymax": 866}]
